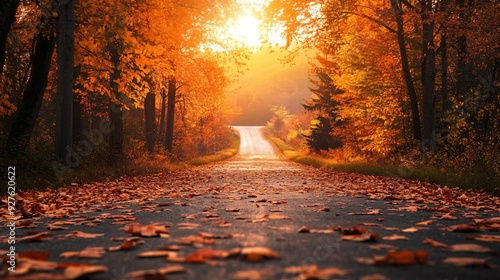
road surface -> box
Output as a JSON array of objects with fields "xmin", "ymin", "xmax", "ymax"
[{"xmin": 3, "ymin": 126, "xmax": 500, "ymax": 280}]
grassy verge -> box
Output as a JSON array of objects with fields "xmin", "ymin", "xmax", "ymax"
[
  {"xmin": 188, "ymin": 134, "xmax": 240, "ymax": 166},
  {"xmin": 269, "ymin": 136, "xmax": 498, "ymax": 193},
  {"xmin": 0, "ymin": 133, "xmax": 240, "ymax": 195}
]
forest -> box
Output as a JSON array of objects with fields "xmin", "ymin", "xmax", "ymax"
[
  {"xmin": 265, "ymin": 0, "xmax": 499, "ymax": 190},
  {"xmin": 1, "ymin": 0, "xmax": 499, "ymax": 191}
]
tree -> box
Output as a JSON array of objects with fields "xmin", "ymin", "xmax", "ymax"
[
  {"xmin": 0, "ymin": 0, "xmax": 20, "ymax": 76},
  {"xmin": 303, "ymin": 50, "xmax": 343, "ymax": 152},
  {"xmin": 5, "ymin": 12, "xmax": 56, "ymax": 158},
  {"xmin": 55, "ymin": 0, "xmax": 75, "ymax": 164}
]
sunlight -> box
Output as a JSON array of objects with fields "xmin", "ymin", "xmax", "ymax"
[{"xmin": 229, "ymin": 14, "xmax": 261, "ymax": 48}]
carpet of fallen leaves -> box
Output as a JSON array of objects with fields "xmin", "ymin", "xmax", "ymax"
[{"xmin": 1, "ymin": 151, "xmax": 499, "ymax": 279}]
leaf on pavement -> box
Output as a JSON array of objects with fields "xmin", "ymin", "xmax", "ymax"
[
  {"xmin": 423, "ymin": 238, "xmax": 448, "ymax": 248},
  {"xmin": 447, "ymin": 243, "xmax": 494, "ymax": 253},
  {"xmin": 342, "ymin": 233, "xmax": 378, "ymax": 242},
  {"xmin": 443, "ymin": 257, "xmax": 495, "ymax": 268},
  {"xmin": 46, "ymin": 224, "xmax": 69, "ymax": 231},
  {"xmin": 64, "ymin": 264, "xmax": 108, "ymax": 279},
  {"xmin": 402, "ymin": 227, "xmax": 419, "ymax": 233},
  {"xmin": 285, "ymin": 265, "xmax": 347, "ymax": 279},
  {"xmin": 177, "ymin": 222, "xmax": 200, "ymax": 230},
  {"xmin": 137, "ymin": 251, "xmax": 172, "ymax": 258},
  {"xmin": 127, "ymin": 265, "xmax": 186, "ymax": 279},
  {"xmin": 382, "ymin": 234, "xmax": 409, "ymax": 241},
  {"xmin": 466, "ymin": 235, "xmax": 500, "ymax": 242},
  {"xmin": 349, "ymin": 209, "xmax": 381, "ymax": 215},
  {"xmin": 15, "ymin": 232, "xmax": 51, "ymax": 242},
  {"xmin": 177, "ymin": 235, "xmax": 216, "ymax": 246},
  {"xmin": 415, "ymin": 220, "xmax": 434, "ymax": 226},
  {"xmin": 60, "ymin": 247, "xmax": 106, "ymax": 258},
  {"xmin": 240, "ymin": 246, "xmax": 280, "ymax": 262},
  {"xmin": 123, "ymin": 223, "xmax": 169, "ymax": 237},
  {"xmin": 440, "ymin": 223, "xmax": 479, "ymax": 232},
  {"xmin": 67, "ymin": 231, "xmax": 104, "ymax": 239},
  {"xmin": 108, "ymin": 237, "xmax": 144, "ymax": 251},
  {"xmin": 374, "ymin": 250, "xmax": 427, "ymax": 265}
]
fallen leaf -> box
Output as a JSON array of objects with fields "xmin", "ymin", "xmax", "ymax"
[
  {"xmin": 240, "ymin": 247, "xmax": 280, "ymax": 261},
  {"xmin": 108, "ymin": 237, "xmax": 144, "ymax": 251},
  {"xmin": 447, "ymin": 243, "xmax": 494, "ymax": 253},
  {"xmin": 423, "ymin": 238, "xmax": 448, "ymax": 248},
  {"xmin": 64, "ymin": 264, "xmax": 108, "ymax": 279},
  {"xmin": 127, "ymin": 265, "xmax": 186, "ymax": 279},
  {"xmin": 15, "ymin": 232, "xmax": 51, "ymax": 242},
  {"xmin": 466, "ymin": 235, "xmax": 500, "ymax": 242},
  {"xmin": 382, "ymin": 234, "xmax": 409, "ymax": 241},
  {"xmin": 443, "ymin": 257, "xmax": 494, "ymax": 268},
  {"xmin": 402, "ymin": 227, "xmax": 419, "ymax": 233},
  {"xmin": 137, "ymin": 251, "xmax": 172, "ymax": 258},
  {"xmin": 342, "ymin": 233, "xmax": 378, "ymax": 242},
  {"xmin": 441, "ymin": 224, "xmax": 479, "ymax": 232},
  {"xmin": 60, "ymin": 247, "xmax": 106, "ymax": 259},
  {"xmin": 67, "ymin": 231, "xmax": 104, "ymax": 239},
  {"xmin": 285, "ymin": 265, "xmax": 347, "ymax": 279},
  {"xmin": 415, "ymin": 220, "xmax": 434, "ymax": 226},
  {"xmin": 377, "ymin": 250, "xmax": 427, "ymax": 265}
]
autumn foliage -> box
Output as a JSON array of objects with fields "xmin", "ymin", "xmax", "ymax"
[
  {"xmin": 265, "ymin": 0, "xmax": 500, "ymax": 185},
  {"xmin": 0, "ymin": 0, "xmax": 242, "ymax": 187}
]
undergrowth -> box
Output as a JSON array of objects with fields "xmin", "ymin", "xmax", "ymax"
[{"xmin": 269, "ymin": 136, "xmax": 499, "ymax": 194}]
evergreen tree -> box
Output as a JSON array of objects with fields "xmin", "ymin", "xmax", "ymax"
[{"xmin": 303, "ymin": 51, "xmax": 343, "ymax": 152}]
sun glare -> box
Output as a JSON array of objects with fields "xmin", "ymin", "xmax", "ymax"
[{"xmin": 229, "ymin": 14, "xmax": 262, "ymax": 48}]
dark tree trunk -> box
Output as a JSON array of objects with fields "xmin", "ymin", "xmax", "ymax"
[
  {"xmin": 164, "ymin": 78, "xmax": 176, "ymax": 152},
  {"xmin": 72, "ymin": 65, "xmax": 83, "ymax": 144},
  {"xmin": 390, "ymin": 0, "xmax": 422, "ymax": 142},
  {"xmin": 145, "ymin": 92, "xmax": 155, "ymax": 154},
  {"xmin": 159, "ymin": 88, "xmax": 167, "ymax": 139},
  {"xmin": 5, "ymin": 30, "xmax": 56, "ymax": 157},
  {"xmin": 0, "ymin": 0, "xmax": 20, "ymax": 75},
  {"xmin": 107, "ymin": 46, "xmax": 123, "ymax": 161},
  {"xmin": 440, "ymin": 32, "xmax": 449, "ymax": 113},
  {"xmin": 421, "ymin": 0, "xmax": 437, "ymax": 151},
  {"xmin": 73, "ymin": 91, "xmax": 83, "ymax": 143},
  {"xmin": 456, "ymin": 0, "xmax": 470, "ymax": 98},
  {"xmin": 55, "ymin": 0, "xmax": 75, "ymax": 164}
]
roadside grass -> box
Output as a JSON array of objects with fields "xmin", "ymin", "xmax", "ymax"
[
  {"xmin": 0, "ymin": 133, "xmax": 240, "ymax": 195},
  {"xmin": 188, "ymin": 134, "xmax": 240, "ymax": 166},
  {"xmin": 269, "ymin": 136, "xmax": 499, "ymax": 194}
]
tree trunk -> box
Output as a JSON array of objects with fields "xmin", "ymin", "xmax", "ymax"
[
  {"xmin": 421, "ymin": 0, "xmax": 436, "ymax": 152},
  {"xmin": 145, "ymin": 92, "xmax": 155, "ymax": 154},
  {"xmin": 5, "ymin": 29, "xmax": 56, "ymax": 157},
  {"xmin": 55, "ymin": 0, "xmax": 75, "ymax": 164},
  {"xmin": 164, "ymin": 78, "xmax": 176, "ymax": 152},
  {"xmin": 72, "ymin": 65, "xmax": 83, "ymax": 144},
  {"xmin": 0, "ymin": 0, "xmax": 20, "ymax": 75},
  {"xmin": 390, "ymin": 0, "xmax": 422, "ymax": 142},
  {"xmin": 159, "ymin": 88, "xmax": 167, "ymax": 139},
  {"xmin": 440, "ymin": 32, "xmax": 449, "ymax": 113},
  {"xmin": 107, "ymin": 46, "xmax": 123, "ymax": 161}
]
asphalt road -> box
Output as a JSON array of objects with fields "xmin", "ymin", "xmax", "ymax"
[{"xmin": 3, "ymin": 126, "xmax": 500, "ymax": 280}]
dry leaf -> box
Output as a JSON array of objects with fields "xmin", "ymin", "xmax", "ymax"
[
  {"xmin": 60, "ymin": 247, "xmax": 105, "ymax": 258},
  {"xmin": 127, "ymin": 265, "xmax": 186, "ymax": 279},
  {"xmin": 240, "ymin": 247, "xmax": 280, "ymax": 261},
  {"xmin": 443, "ymin": 257, "xmax": 494, "ymax": 268},
  {"xmin": 423, "ymin": 238, "xmax": 448, "ymax": 248},
  {"xmin": 402, "ymin": 227, "xmax": 419, "ymax": 233},
  {"xmin": 382, "ymin": 234, "xmax": 409, "ymax": 241},
  {"xmin": 68, "ymin": 231, "xmax": 104, "ymax": 239},
  {"xmin": 15, "ymin": 232, "xmax": 50, "ymax": 242},
  {"xmin": 137, "ymin": 251, "xmax": 172, "ymax": 258},
  {"xmin": 447, "ymin": 243, "xmax": 494, "ymax": 253},
  {"xmin": 415, "ymin": 220, "xmax": 434, "ymax": 226},
  {"xmin": 64, "ymin": 264, "xmax": 108, "ymax": 279},
  {"xmin": 466, "ymin": 235, "xmax": 500, "ymax": 242},
  {"xmin": 342, "ymin": 233, "xmax": 378, "ymax": 242}
]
